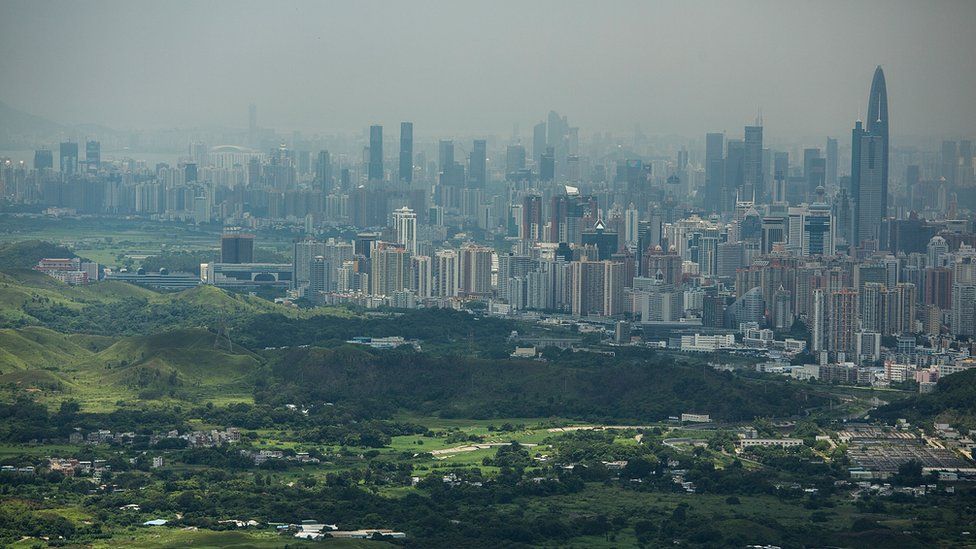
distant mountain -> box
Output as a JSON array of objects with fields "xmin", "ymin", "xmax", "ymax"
[{"xmin": 0, "ymin": 100, "xmax": 65, "ymax": 142}]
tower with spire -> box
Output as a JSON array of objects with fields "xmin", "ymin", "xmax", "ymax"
[{"xmin": 851, "ymin": 66, "xmax": 889, "ymax": 249}]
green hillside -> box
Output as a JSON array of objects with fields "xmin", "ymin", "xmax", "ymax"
[
  {"xmin": 0, "ymin": 326, "xmax": 263, "ymax": 410},
  {"xmin": 0, "ymin": 326, "xmax": 94, "ymax": 372},
  {"xmin": 262, "ymin": 346, "xmax": 822, "ymax": 422},
  {"xmin": 874, "ymin": 368, "xmax": 976, "ymax": 429}
]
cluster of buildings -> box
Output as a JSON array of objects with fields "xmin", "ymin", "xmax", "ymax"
[
  {"xmin": 69, "ymin": 427, "xmax": 241, "ymax": 447},
  {"xmin": 8, "ymin": 67, "xmax": 976, "ymax": 371},
  {"xmin": 34, "ymin": 257, "xmax": 100, "ymax": 285},
  {"xmin": 240, "ymin": 449, "xmax": 320, "ymax": 466}
]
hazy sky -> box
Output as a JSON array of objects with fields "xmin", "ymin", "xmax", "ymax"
[{"xmin": 1, "ymin": 0, "xmax": 974, "ymax": 139}]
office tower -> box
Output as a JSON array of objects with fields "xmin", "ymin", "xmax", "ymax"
[
  {"xmin": 941, "ymin": 140, "xmax": 958, "ymax": 185},
  {"xmin": 802, "ymin": 201, "xmax": 834, "ymax": 256},
  {"xmin": 438, "ymin": 140, "xmax": 454, "ymax": 174},
  {"xmin": 805, "ymin": 152, "xmax": 825, "ymax": 200},
  {"xmin": 716, "ymin": 242, "xmax": 743, "ymax": 278},
  {"xmin": 641, "ymin": 247, "xmax": 682, "ymax": 284},
  {"xmin": 743, "ymin": 125, "xmax": 763, "ymax": 201},
  {"xmin": 459, "ymin": 244, "xmax": 493, "ymax": 296},
  {"xmin": 220, "ymin": 234, "xmax": 254, "ymax": 264},
  {"xmin": 85, "ymin": 140, "xmax": 100, "ymax": 171},
  {"xmin": 532, "ymin": 121, "xmax": 547, "ymax": 167},
  {"xmin": 469, "ymin": 139, "xmax": 487, "ymax": 188},
  {"xmin": 59, "ymin": 141, "xmax": 78, "ymax": 176},
  {"xmin": 506, "ymin": 145, "xmax": 526, "ymax": 175},
  {"xmin": 33, "ymin": 150, "xmax": 53, "ymax": 171},
  {"xmin": 924, "ymin": 267, "xmax": 952, "ymax": 309},
  {"xmin": 399, "ymin": 122, "xmax": 413, "ymax": 183},
  {"xmin": 433, "ymin": 249, "xmax": 460, "ymax": 297},
  {"xmin": 371, "ymin": 243, "xmax": 410, "ymax": 297},
  {"xmin": 851, "ymin": 66, "xmax": 889, "ymax": 247},
  {"xmin": 927, "ymin": 236, "xmax": 949, "ymax": 267},
  {"xmin": 828, "ymin": 288, "xmax": 858, "ymax": 358},
  {"xmin": 704, "ymin": 132, "xmax": 724, "ymax": 213},
  {"xmin": 825, "ymin": 137, "xmax": 838, "ymax": 189},
  {"xmin": 183, "ymin": 162, "xmax": 198, "ymax": 183},
  {"xmin": 354, "ymin": 232, "xmax": 381, "ymax": 258},
  {"xmin": 315, "ymin": 150, "xmax": 332, "ymax": 191},
  {"xmin": 624, "ymin": 203, "xmax": 639, "ymax": 246},
  {"xmin": 761, "ymin": 216, "xmax": 785, "ymax": 254},
  {"xmin": 392, "ymin": 206, "xmax": 417, "ymax": 255},
  {"xmin": 772, "ymin": 151, "xmax": 789, "ymax": 203},
  {"xmin": 725, "ymin": 139, "xmax": 744, "ymax": 208},
  {"xmin": 851, "ymin": 119, "xmax": 885, "ymax": 247},
  {"xmin": 368, "ymin": 125, "xmax": 383, "ymax": 181},
  {"xmin": 522, "ymin": 195, "xmax": 543, "ymax": 240},
  {"xmin": 581, "ymin": 220, "xmax": 619, "ymax": 261},
  {"xmin": 540, "ymin": 147, "xmax": 555, "ymax": 181}
]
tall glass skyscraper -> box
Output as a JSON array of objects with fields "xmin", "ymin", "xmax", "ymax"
[{"xmin": 852, "ymin": 66, "xmax": 889, "ymax": 247}]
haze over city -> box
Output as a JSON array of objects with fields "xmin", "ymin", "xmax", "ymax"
[
  {"xmin": 2, "ymin": 2, "xmax": 976, "ymax": 547},
  {"xmin": 1, "ymin": 0, "xmax": 975, "ymax": 138}
]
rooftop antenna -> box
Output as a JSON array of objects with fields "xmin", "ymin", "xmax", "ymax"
[{"xmin": 756, "ymin": 106, "xmax": 763, "ymax": 127}]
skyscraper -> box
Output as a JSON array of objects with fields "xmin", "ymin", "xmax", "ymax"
[
  {"xmin": 704, "ymin": 132, "xmax": 724, "ymax": 214},
  {"xmin": 368, "ymin": 125, "xmax": 383, "ymax": 181},
  {"xmin": 540, "ymin": 147, "xmax": 555, "ymax": 181},
  {"xmin": 85, "ymin": 140, "xmax": 100, "ymax": 171},
  {"xmin": 315, "ymin": 150, "xmax": 332, "ymax": 191},
  {"xmin": 743, "ymin": 125, "xmax": 763, "ymax": 201},
  {"xmin": 34, "ymin": 150, "xmax": 53, "ymax": 171},
  {"xmin": 438, "ymin": 140, "xmax": 455, "ymax": 184},
  {"xmin": 505, "ymin": 145, "xmax": 526, "ymax": 175},
  {"xmin": 851, "ymin": 120, "xmax": 885, "ymax": 246},
  {"xmin": 851, "ymin": 66, "xmax": 889, "ymax": 248},
  {"xmin": 392, "ymin": 206, "xmax": 417, "ymax": 255},
  {"xmin": 59, "ymin": 141, "xmax": 78, "ymax": 176},
  {"xmin": 941, "ymin": 140, "xmax": 957, "ymax": 186},
  {"xmin": 469, "ymin": 139, "xmax": 487, "ymax": 188},
  {"xmin": 399, "ymin": 122, "xmax": 413, "ymax": 183},
  {"xmin": 532, "ymin": 121, "xmax": 547, "ymax": 167},
  {"xmin": 825, "ymin": 137, "xmax": 838, "ymax": 189}
]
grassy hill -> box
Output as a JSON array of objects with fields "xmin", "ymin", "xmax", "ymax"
[
  {"xmin": 873, "ymin": 368, "xmax": 976, "ymax": 429},
  {"xmin": 0, "ymin": 326, "xmax": 264, "ymax": 410}
]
